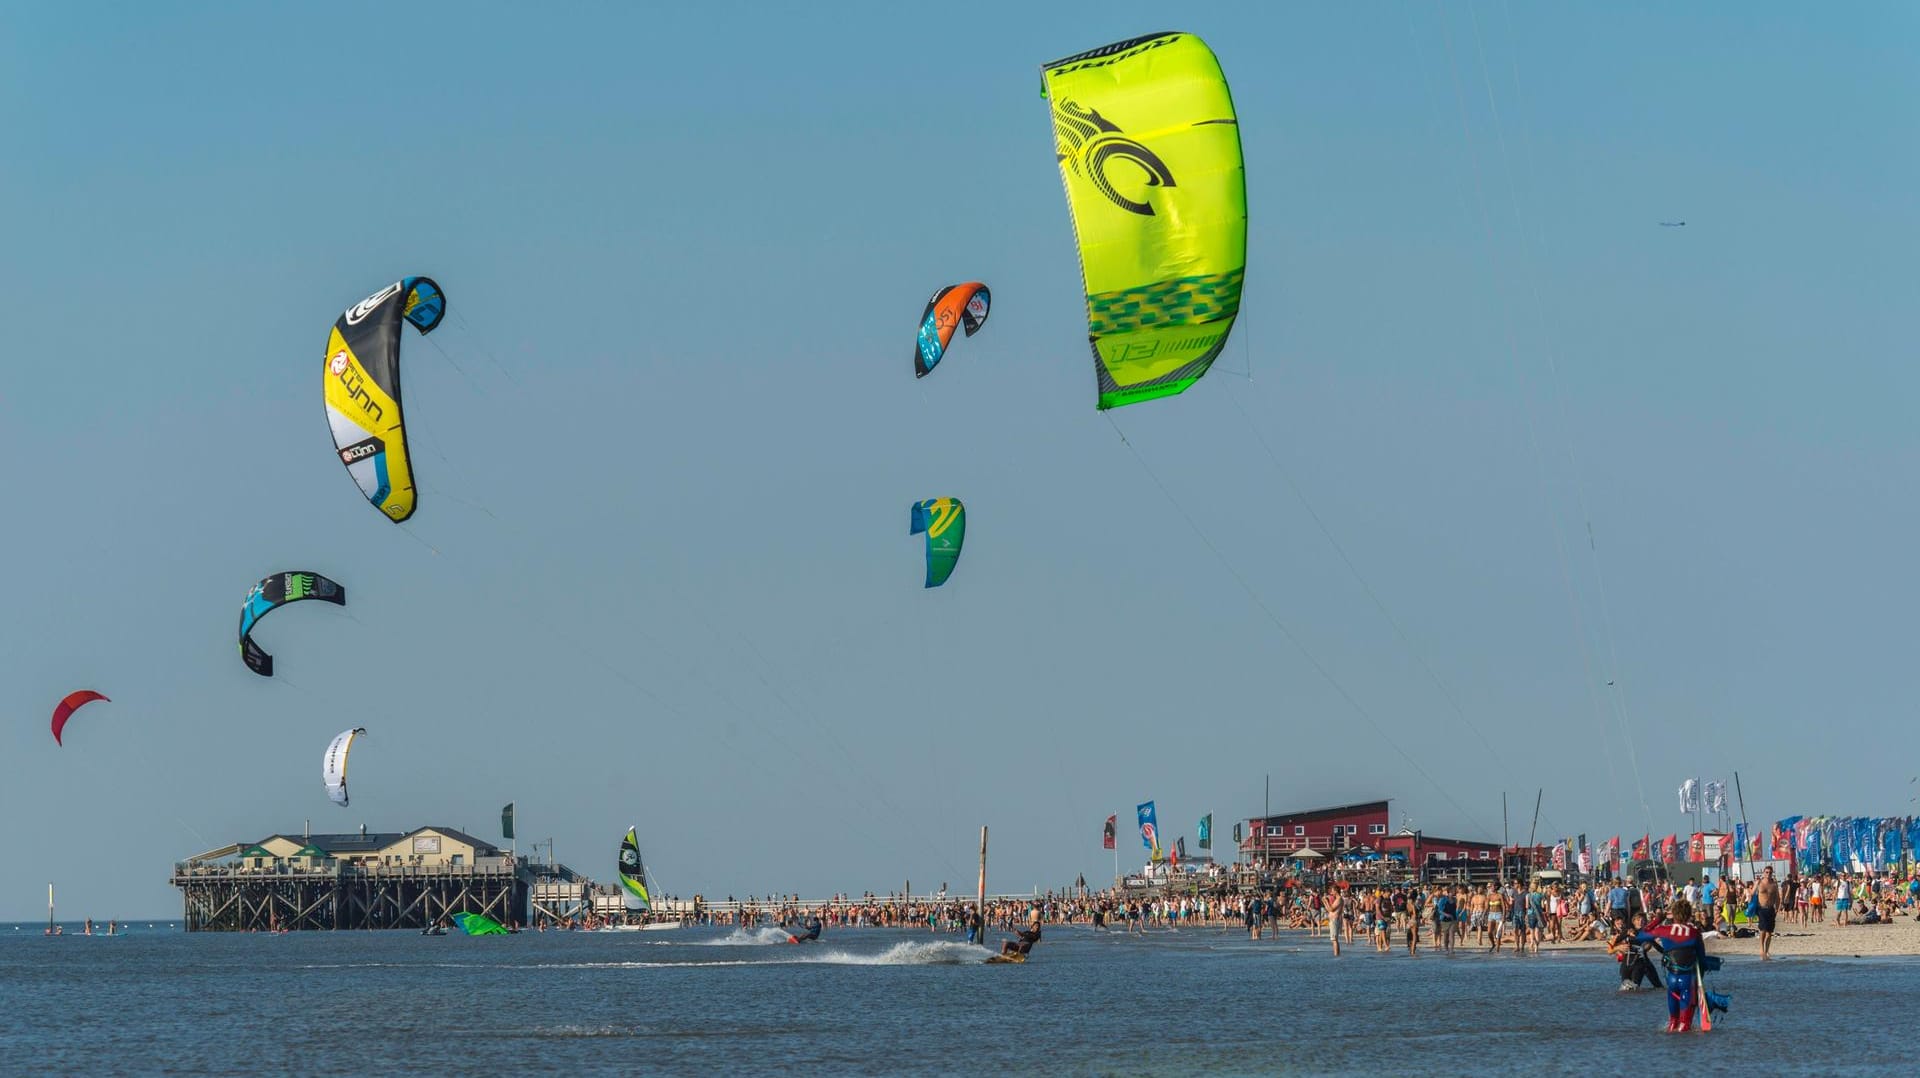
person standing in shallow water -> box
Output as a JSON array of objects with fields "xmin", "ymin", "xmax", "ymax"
[{"xmin": 1323, "ymin": 886, "xmax": 1343, "ymax": 956}]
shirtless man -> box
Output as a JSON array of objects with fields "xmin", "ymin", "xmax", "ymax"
[
  {"xmin": 1754, "ymin": 866, "xmax": 1779, "ymax": 960},
  {"xmin": 1323, "ymin": 887, "xmax": 1343, "ymax": 956}
]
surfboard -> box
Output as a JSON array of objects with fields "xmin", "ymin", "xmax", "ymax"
[{"xmin": 985, "ymin": 952, "xmax": 1027, "ymax": 964}]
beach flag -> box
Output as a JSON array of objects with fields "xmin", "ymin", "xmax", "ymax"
[
  {"xmin": 1173, "ymin": 837, "xmax": 1186, "ymax": 865},
  {"xmin": 1103, "ymin": 814, "xmax": 1117, "ymax": 850},
  {"xmin": 1198, "ymin": 814, "xmax": 1212, "ymax": 850},
  {"xmin": 1552, "ymin": 843, "xmax": 1566, "ymax": 870},
  {"xmin": 1678, "ymin": 778, "xmax": 1699, "ymax": 814},
  {"xmin": 1704, "ymin": 781, "xmax": 1728, "ymax": 816},
  {"xmin": 1632, "ymin": 835, "xmax": 1650, "ymax": 861},
  {"xmin": 1688, "ymin": 833, "xmax": 1706, "ymax": 862},
  {"xmin": 1771, "ymin": 818, "xmax": 1797, "ymax": 859},
  {"xmin": 1137, "ymin": 801, "xmax": 1162, "ymax": 862},
  {"xmin": 501, "ymin": 803, "xmax": 515, "ymax": 841},
  {"xmin": 1660, "ymin": 834, "xmax": 1679, "ymax": 862},
  {"xmin": 1233, "ymin": 822, "xmax": 1244, "ymax": 845}
]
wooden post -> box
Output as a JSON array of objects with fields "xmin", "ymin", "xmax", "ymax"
[{"xmin": 977, "ymin": 826, "xmax": 988, "ymax": 936}]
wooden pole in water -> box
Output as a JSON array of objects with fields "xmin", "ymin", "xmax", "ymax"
[{"xmin": 977, "ymin": 826, "xmax": 988, "ymax": 938}]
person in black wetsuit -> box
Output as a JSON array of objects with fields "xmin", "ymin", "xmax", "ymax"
[
  {"xmin": 1609, "ymin": 911, "xmax": 1661, "ymax": 991},
  {"xmin": 1001, "ymin": 904, "xmax": 1043, "ymax": 957},
  {"xmin": 793, "ymin": 913, "xmax": 822, "ymax": 942}
]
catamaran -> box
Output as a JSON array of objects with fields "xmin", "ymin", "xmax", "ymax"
[
  {"xmin": 599, "ymin": 826, "xmax": 680, "ymax": 931},
  {"xmin": 625, "ymin": 826, "xmax": 681, "ymax": 931}
]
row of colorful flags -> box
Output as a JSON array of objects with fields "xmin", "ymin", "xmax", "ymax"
[
  {"xmin": 1770, "ymin": 816, "xmax": 1920, "ymax": 873},
  {"xmin": 1104, "ymin": 808, "xmax": 1920, "ymax": 876},
  {"xmin": 1102, "ymin": 802, "xmax": 1213, "ymax": 865}
]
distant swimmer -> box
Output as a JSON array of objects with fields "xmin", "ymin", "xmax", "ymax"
[
  {"xmin": 789, "ymin": 913, "xmax": 822, "ymax": 944},
  {"xmin": 1659, "ymin": 221, "xmax": 1687, "ymax": 227},
  {"xmin": 999, "ymin": 904, "xmax": 1043, "ymax": 960}
]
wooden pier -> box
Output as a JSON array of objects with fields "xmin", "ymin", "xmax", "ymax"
[{"xmin": 169, "ymin": 825, "xmax": 587, "ymax": 932}]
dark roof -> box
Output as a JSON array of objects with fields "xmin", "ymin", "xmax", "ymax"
[
  {"xmin": 283, "ymin": 832, "xmax": 407, "ymax": 854},
  {"xmin": 1391, "ymin": 833, "xmax": 1499, "ymax": 850},
  {"xmin": 1255, "ymin": 800, "xmax": 1391, "ymax": 826},
  {"xmin": 246, "ymin": 826, "xmax": 504, "ymax": 858}
]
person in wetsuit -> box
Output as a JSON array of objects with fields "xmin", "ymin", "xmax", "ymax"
[
  {"xmin": 1636, "ymin": 899, "xmax": 1726, "ymax": 1032},
  {"xmin": 792, "ymin": 913, "xmax": 822, "ymax": 943},
  {"xmin": 1001, "ymin": 904, "xmax": 1043, "ymax": 957},
  {"xmin": 1609, "ymin": 911, "xmax": 1661, "ymax": 991}
]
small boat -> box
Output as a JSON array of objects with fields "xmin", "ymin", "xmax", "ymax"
[{"xmin": 609, "ymin": 825, "xmax": 682, "ymax": 931}]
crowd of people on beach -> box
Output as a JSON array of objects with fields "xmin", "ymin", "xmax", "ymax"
[{"xmin": 593, "ymin": 867, "xmax": 1920, "ymax": 966}]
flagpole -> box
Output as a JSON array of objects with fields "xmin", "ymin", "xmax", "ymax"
[
  {"xmin": 1733, "ymin": 771, "xmax": 1750, "ymax": 879},
  {"xmin": 1501, "ymin": 792, "xmax": 1509, "ymax": 882},
  {"xmin": 1526, "ymin": 789, "xmax": 1543, "ymax": 880}
]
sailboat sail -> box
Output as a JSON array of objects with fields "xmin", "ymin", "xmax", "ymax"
[{"xmin": 618, "ymin": 827, "xmax": 651, "ymax": 910}]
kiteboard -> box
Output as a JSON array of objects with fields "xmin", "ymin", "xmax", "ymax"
[{"xmin": 985, "ymin": 952, "xmax": 1027, "ymax": 964}]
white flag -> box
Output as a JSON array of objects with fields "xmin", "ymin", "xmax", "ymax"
[{"xmin": 1704, "ymin": 781, "xmax": 1728, "ymax": 816}]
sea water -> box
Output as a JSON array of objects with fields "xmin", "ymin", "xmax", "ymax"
[{"xmin": 5, "ymin": 922, "xmax": 1913, "ymax": 1075}]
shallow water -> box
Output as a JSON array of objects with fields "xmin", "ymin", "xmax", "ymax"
[{"xmin": 6, "ymin": 921, "xmax": 1913, "ymax": 1075}]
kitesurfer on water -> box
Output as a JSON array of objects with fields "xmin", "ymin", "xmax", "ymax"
[
  {"xmin": 1001, "ymin": 904, "xmax": 1043, "ymax": 958},
  {"xmin": 792, "ymin": 913, "xmax": 822, "ymax": 943}
]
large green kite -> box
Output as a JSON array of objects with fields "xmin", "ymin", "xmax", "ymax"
[{"xmin": 1042, "ymin": 32, "xmax": 1247, "ymax": 409}]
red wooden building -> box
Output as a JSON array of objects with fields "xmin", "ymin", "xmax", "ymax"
[
  {"xmin": 1379, "ymin": 832, "xmax": 1503, "ymax": 866},
  {"xmin": 1241, "ymin": 800, "xmax": 1392, "ymax": 860}
]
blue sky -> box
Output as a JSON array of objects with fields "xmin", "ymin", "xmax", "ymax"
[{"xmin": 2, "ymin": 2, "xmax": 1914, "ymax": 919}]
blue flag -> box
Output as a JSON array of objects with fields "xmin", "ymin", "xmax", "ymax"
[
  {"xmin": 1198, "ymin": 813, "xmax": 1212, "ymax": 850},
  {"xmin": 1137, "ymin": 801, "xmax": 1162, "ymax": 862}
]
